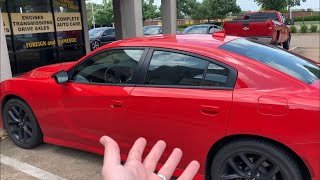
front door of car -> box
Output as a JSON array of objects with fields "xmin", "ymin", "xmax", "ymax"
[
  {"xmin": 49, "ymin": 49, "xmax": 146, "ymax": 148},
  {"xmin": 101, "ymin": 29, "xmax": 116, "ymax": 45},
  {"xmin": 126, "ymin": 50, "xmax": 236, "ymax": 166}
]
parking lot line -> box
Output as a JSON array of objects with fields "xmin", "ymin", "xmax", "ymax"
[{"xmin": 0, "ymin": 154, "xmax": 66, "ymax": 180}]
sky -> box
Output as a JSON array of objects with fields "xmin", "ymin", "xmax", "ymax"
[{"xmin": 90, "ymin": 0, "xmax": 320, "ymax": 11}]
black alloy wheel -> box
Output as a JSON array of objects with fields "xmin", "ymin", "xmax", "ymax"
[
  {"xmin": 211, "ymin": 139, "xmax": 303, "ymax": 180},
  {"xmin": 3, "ymin": 98, "xmax": 43, "ymax": 149}
]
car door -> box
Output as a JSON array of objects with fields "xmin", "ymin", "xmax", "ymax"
[
  {"xmin": 126, "ymin": 49, "xmax": 237, "ymax": 166},
  {"xmin": 47, "ymin": 48, "xmax": 147, "ymax": 148},
  {"xmin": 100, "ymin": 29, "xmax": 116, "ymax": 45}
]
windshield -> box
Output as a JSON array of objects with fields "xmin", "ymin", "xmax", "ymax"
[
  {"xmin": 244, "ymin": 13, "xmax": 278, "ymax": 21},
  {"xmin": 220, "ymin": 38, "xmax": 320, "ymax": 85},
  {"xmin": 143, "ymin": 26, "xmax": 161, "ymax": 35},
  {"xmin": 89, "ymin": 29, "xmax": 104, "ymax": 37},
  {"xmin": 183, "ymin": 26, "xmax": 209, "ymax": 34}
]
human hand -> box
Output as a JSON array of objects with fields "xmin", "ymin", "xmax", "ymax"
[{"xmin": 100, "ymin": 136, "xmax": 200, "ymax": 180}]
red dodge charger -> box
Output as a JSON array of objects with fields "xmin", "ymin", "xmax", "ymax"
[{"xmin": 0, "ymin": 34, "xmax": 319, "ymax": 180}]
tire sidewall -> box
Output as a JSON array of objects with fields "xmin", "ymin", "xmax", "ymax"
[
  {"xmin": 2, "ymin": 99, "xmax": 42, "ymax": 149},
  {"xmin": 211, "ymin": 140, "xmax": 301, "ymax": 180}
]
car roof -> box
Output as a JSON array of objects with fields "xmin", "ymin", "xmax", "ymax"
[
  {"xmin": 144, "ymin": 25, "xmax": 161, "ymax": 27},
  {"xmin": 109, "ymin": 34, "xmax": 239, "ymax": 49},
  {"xmin": 90, "ymin": 27, "xmax": 114, "ymax": 30}
]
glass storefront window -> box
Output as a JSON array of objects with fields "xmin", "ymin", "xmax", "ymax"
[
  {"xmin": 9, "ymin": 0, "xmax": 51, "ymax": 13},
  {"xmin": 16, "ymin": 48, "xmax": 57, "ymax": 73},
  {"xmin": 54, "ymin": 0, "xmax": 80, "ymax": 13},
  {"xmin": 2, "ymin": 0, "xmax": 85, "ymax": 75}
]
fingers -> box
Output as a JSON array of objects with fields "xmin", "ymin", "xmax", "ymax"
[
  {"xmin": 157, "ymin": 148, "xmax": 183, "ymax": 180},
  {"xmin": 126, "ymin": 137, "xmax": 147, "ymax": 162},
  {"xmin": 177, "ymin": 161, "xmax": 200, "ymax": 180},
  {"xmin": 100, "ymin": 136, "xmax": 121, "ymax": 166},
  {"xmin": 143, "ymin": 140, "xmax": 166, "ymax": 172}
]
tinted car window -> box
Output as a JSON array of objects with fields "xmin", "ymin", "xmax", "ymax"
[
  {"xmin": 145, "ymin": 51, "xmax": 207, "ymax": 86},
  {"xmin": 72, "ymin": 49, "xmax": 144, "ymax": 84},
  {"xmin": 104, "ymin": 29, "xmax": 115, "ymax": 36},
  {"xmin": 203, "ymin": 63, "xmax": 229, "ymax": 87},
  {"xmin": 183, "ymin": 26, "xmax": 209, "ymax": 34},
  {"xmin": 143, "ymin": 26, "xmax": 161, "ymax": 35},
  {"xmin": 220, "ymin": 38, "xmax": 319, "ymax": 84},
  {"xmin": 244, "ymin": 13, "xmax": 278, "ymax": 21}
]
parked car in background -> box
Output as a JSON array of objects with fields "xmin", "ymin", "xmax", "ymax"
[
  {"xmin": 1, "ymin": 33, "xmax": 319, "ymax": 180},
  {"xmin": 223, "ymin": 11, "xmax": 291, "ymax": 49},
  {"xmin": 89, "ymin": 27, "xmax": 116, "ymax": 50},
  {"xmin": 143, "ymin": 25, "xmax": 162, "ymax": 35},
  {"xmin": 182, "ymin": 24, "xmax": 221, "ymax": 34},
  {"xmin": 143, "ymin": 25, "xmax": 180, "ymax": 35}
]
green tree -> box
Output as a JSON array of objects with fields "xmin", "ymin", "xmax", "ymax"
[
  {"xmin": 192, "ymin": 0, "xmax": 241, "ymax": 20},
  {"xmin": 94, "ymin": 0, "xmax": 113, "ymax": 26},
  {"xmin": 177, "ymin": 0, "xmax": 198, "ymax": 18},
  {"xmin": 254, "ymin": 0, "xmax": 307, "ymax": 11},
  {"xmin": 142, "ymin": 0, "xmax": 161, "ymax": 20}
]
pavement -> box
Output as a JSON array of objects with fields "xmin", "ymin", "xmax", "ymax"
[
  {"xmin": 1, "ymin": 33, "xmax": 319, "ymax": 180},
  {"xmin": 290, "ymin": 33, "xmax": 320, "ymax": 62}
]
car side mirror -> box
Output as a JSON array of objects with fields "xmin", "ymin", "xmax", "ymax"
[
  {"xmin": 54, "ymin": 71, "xmax": 69, "ymax": 84},
  {"xmin": 102, "ymin": 33, "xmax": 107, "ymax": 37}
]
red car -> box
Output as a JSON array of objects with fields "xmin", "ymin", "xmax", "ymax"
[{"xmin": 0, "ymin": 34, "xmax": 319, "ymax": 180}]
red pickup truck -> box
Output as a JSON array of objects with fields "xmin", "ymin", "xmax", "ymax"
[{"xmin": 223, "ymin": 11, "xmax": 291, "ymax": 50}]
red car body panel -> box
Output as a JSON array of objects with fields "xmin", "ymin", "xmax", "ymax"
[{"xmin": 0, "ymin": 34, "xmax": 319, "ymax": 179}]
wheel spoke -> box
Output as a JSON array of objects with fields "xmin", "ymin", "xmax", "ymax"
[
  {"xmin": 12, "ymin": 106, "xmax": 21, "ymax": 118},
  {"xmin": 23, "ymin": 128, "xmax": 28, "ymax": 142},
  {"xmin": 8, "ymin": 111, "xmax": 20, "ymax": 123},
  {"xmin": 266, "ymin": 165, "xmax": 280, "ymax": 179},
  {"xmin": 25, "ymin": 123, "xmax": 32, "ymax": 130},
  {"xmin": 253, "ymin": 155, "xmax": 268, "ymax": 173},
  {"xmin": 24, "ymin": 127, "xmax": 32, "ymax": 137},
  {"xmin": 239, "ymin": 153, "xmax": 253, "ymax": 170},
  {"xmin": 227, "ymin": 158, "xmax": 247, "ymax": 177},
  {"xmin": 18, "ymin": 128, "xmax": 23, "ymax": 142},
  {"xmin": 221, "ymin": 173, "xmax": 246, "ymax": 180}
]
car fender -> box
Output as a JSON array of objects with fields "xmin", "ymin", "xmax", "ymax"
[{"xmin": 0, "ymin": 79, "xmax": 49, "ymax": 133}]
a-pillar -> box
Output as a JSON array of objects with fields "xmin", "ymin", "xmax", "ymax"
[
  {"xmin": 161, "ymin": 0, "xmax": 177, "ymax": 34},
  {"xmin": 113, "ymin": 0, "xmax": 143, "ymax": 40}
]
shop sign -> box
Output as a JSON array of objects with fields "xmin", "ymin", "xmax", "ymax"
[
  {"xmin": 55, "ymin": 13, "xmax": 82, "ymax": 32},
  {"xmin": 10, "ymin": 13, "xmax": 55, "ymax": 35},
  {"xmin": 1, "ymin": 13, "xmax": 11, "ymax": 35}
]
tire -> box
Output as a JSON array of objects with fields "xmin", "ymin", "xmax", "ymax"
[
  {"xmin": 3, "ymin": 98, "xmax": 43, "ymax": 149},
  {"xmin": 91, "ymin": 40, "xmax": 100, "ymax": 50},
  {"xmin": 283, "ymin": 35, "xmax": 291, "ymax": 50},
  {"xmin": 210, "ymin": 138, "xmax": 303, "ymax": 180}
]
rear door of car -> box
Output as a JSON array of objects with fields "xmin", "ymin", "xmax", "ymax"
[{"xmin": 125, "ymin": 49, "xmax": 237, "ymax": 166}]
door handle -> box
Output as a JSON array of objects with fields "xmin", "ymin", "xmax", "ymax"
[
  {"xmin": 110, "ymin": 100, "xmax": 123, "ymax": 108},
  {"xmin": 200, "ymin": 105, "xmax": 220, "ymax": 116}
]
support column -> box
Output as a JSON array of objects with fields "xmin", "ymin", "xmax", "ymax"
[
  {"xmin": 0, "ymin": 11, "xmax": 12, "ymax": 81},
  {"xmin": 81, "ymin": 0, "xmax": 91, "ymax": 53},
  {"xmin": 113, "ymin": 0, "xmax": 143, "ymax": 40},
  {"xmin": 161, "ymin": 0, "xmax": 177, "ymax": 34}
]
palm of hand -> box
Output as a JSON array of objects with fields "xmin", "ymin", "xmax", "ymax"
[{"xmin": 100, "ymin": 136, "xmax": 200, "ymax": 180}]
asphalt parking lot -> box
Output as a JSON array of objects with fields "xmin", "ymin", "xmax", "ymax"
[{"xmin": 1, "ymin": 33, "xmax": 319, "ymax": 180}]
